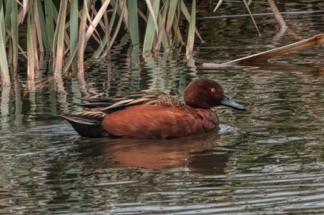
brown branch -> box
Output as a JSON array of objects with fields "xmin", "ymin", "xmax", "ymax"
[
  {"xmin": 202, "ymin": 34, "xmax": 324, "ymax": 68},
  {"xmin": 268, "ymin": 0, "xmax": 287, "ymax": 30}
]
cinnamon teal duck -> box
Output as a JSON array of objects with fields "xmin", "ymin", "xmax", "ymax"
[{"xmin": 62, "ymin": 79, "xmax": 245, "ymax": 138}]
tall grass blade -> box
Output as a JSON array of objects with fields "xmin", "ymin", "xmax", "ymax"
[
  {"xmin": 213, "ymin": 0, "xmax": 223, "ymax": 12},
  {"xmin": 76, "ymin": 0, "xmax": 89, "ymax": 93},
  {"xmin": 91, "ymin": 0, "xmax": 126, "ymax": 56},
  {"xmin": 37, "ymin": 0, "xmax": 51, "ymax": 51},
  {"xmin": 110, "ymin": 0, "xmax": 126, "ymax": 48},
  {"xmin": 63, "ymin": 0, "xmax": 79, "ymax": 71},
  {"xmin": 31, "ymin": 1, "xmax": 40, "ymax": 74},
  {"xmin": 69, "ymin": 0, "xmax": 79, "ymax": 61},
  {"xmin": 172, "ymin": 16, "xmax": 184, "ymax": 46},
  {"xmin": 186, "ymin": 0, "xmax": 196, "ymax": 59},
  {"xmin": 268, "ymin": 0, "xmax": 287, "ymax": 29},
  {"xmin": 165, "ymin": 0, "xmax": 178, "ymax": 41},
  {"xmin": 4, "ymin": 1, "xmax": 12, "ymax": 68},
  {"xmin": 34, "ymin": 0, "xmax": 44, "ymax": 53},
  {"xmin": 4, "ymin": 0, "xmax": 12, "ymax": 28},
  {"xmin": 10, "ymin": 0, "xmax": 18, "ymax": 74},
  {"xmin": 180, "ymin": 0, "xmax": 202, "ymax": 42},
  {"xmin": 93, "ymin": 0, "xmax": 119, "ymax": 58},
  {"xmin": 44, "ymin": 0, "xmax": 55, "ymax": 51},
  {"xmin": 0, "ymin": 1, "xmax": 11, "ymax": 89},
  {"xmin": 145, "ymin": 0, "xmax": 159, "ymax": 33},
  {"xmin": 20, "ymin": 0, "xmax": 28, "ymax": 23},
  {"xmin": 155, "ymin": 1, "xmax": 169, "ymax": 51},
  {"xmin": 242, "ymin": 0, "xmax": 261, "ymax": 36},
  {"xmin": 85, "ymin": 0, "xmax": 111, "ymax": 42},
  {"xmin": 53, "ymin": 0, "xmax": 67, "ymax": 92},
  {"xmin": 5, "ymin": 1, "xmax": 18, "ymax": 74},
  {"xmin": 78, "ymin": 0, "xmax": 89, "ymax": 73},
  {"xmin": 109, "ymin": 2, "xmax": 118, "ymax": 34},
  {"xmin": 119, "ymin": 0, "xmax": 129, "ymax": 29},
  {"xmin": 127, "ymin": 0, "xmax": 139, "ymax": 46},
  {"xmin": 143, "ymin": 0, "xmax": 160, "ymax": 55},
  {"xmin": 27, "ymin": 5, "xmax": 35, "ymax": 91},
  {"xmin": 102, "ymin": 0, "xmax": 111, "ymax": 57}
]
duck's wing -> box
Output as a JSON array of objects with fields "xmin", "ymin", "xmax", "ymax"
[
  {"xmin": 80, "ymin": 93, "xmax": 157, "ymax": 108},
  {"xmin": 146, "ymin": 93, "xmax": 185, "ymax": 109},
  {"xmin": 62, "ymin": 92, "xmax": 186, "ymax": 137},
  {"xmin": 81, "ymin": 92, "xmax": 180, "ymax": 114},
  {"xmin": 61, "ymin": 111, "xmax": 108, "ymax": 138}
]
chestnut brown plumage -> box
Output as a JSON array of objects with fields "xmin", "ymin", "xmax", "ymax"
[{"xmin": 62, "ymin": 79, "xmax": 245, "ymax": 138}]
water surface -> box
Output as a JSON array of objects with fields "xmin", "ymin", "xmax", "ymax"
[{"xmin": 0, "ymin": 1, "xmax": 324, "ymax": 214}]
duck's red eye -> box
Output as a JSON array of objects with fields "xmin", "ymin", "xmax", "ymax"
[{"xmin": 210, "ymin": 88, "xmax": 216, "ymax": 93}]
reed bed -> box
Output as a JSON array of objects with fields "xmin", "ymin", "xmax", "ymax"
[
  {"xmin": 1, "ymin": 0, "xmax": 312, "ymax": 93},
  {"xmin": 0, "ymin": 0, "xmax": 205, "ymax": 91}
]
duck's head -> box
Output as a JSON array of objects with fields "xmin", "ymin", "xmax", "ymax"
[{"xmin": 183, "ymin": 79, "xmax": 245, "ymax": 110}]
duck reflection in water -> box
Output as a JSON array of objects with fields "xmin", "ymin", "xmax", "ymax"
[{"xmin": 77, "ymin": 131, "xmax": 231, "ymax": 175}]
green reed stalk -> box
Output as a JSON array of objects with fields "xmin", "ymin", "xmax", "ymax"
[
  {"xmin": 110, "ymin": 1, "xmax": 126, "ymax": 48},
  {"xmin": 37, "ymin": 0, "xmax": 51, "ymax": 51},
  {"xmin": 78, "ymin": 0, "xmax": 89, "ymax": 72},
  {"xmin": 143, "ymin": 0, "xmax": 160, "ymax": 55},
  {"xmin": 242, "ymin": 0, "xmax": 261, "ymax": 36},
  {"xmin": 54, "ymin": 0, "xmax": 68, "ymax": 76},
  {"xmin": 165, "ymin": 0, "xmax": 178, "ymax": 46},
  {"xmin": 85, "ymin": 0, "xmax": 111, "ymax": 42},
  {"xmin": 34, "ymin": 1, "xmax": 44, "ymax": 53},
  {"xmin": 102, "ymin": 0, "xmax": 111, "ymax": 57},
  {"xmin": 127, "ymin": 0, "xmax": 139, "ymax": 47},
  {"xmin": 0, "ymin": 1, "xmax": 10, "ymax": 89},
  {"xmin": 63, "ymin": 0, "xmax": 79, "ymax": 71},
  {"xmin": 91, "ymin": 0, "xmax": 119, "ymax": 59},
  {"xmin": 186, "ymin": 0, "xmax": 196, "ymax": 59},
  {"xmin": 69, "ymin": 0, "xmax": 79, "ymax": 62},
  {"xmin": 180, "ymin": 0, "xmax": 202, "ymax": 43},
  {"xmin": 44, "ymin": 0, "xmax": 56, "ymax": 52},
  {"xmin": 155, "ymin": 0, "xmax": 168, "ymax": 51},
  {"xmin": 10, "ymin": 0, "xmax": 18, "ymax": 74},
  {"xmin": 27, "ymin": 4, "xmax": 35, "ymax": 83}
]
